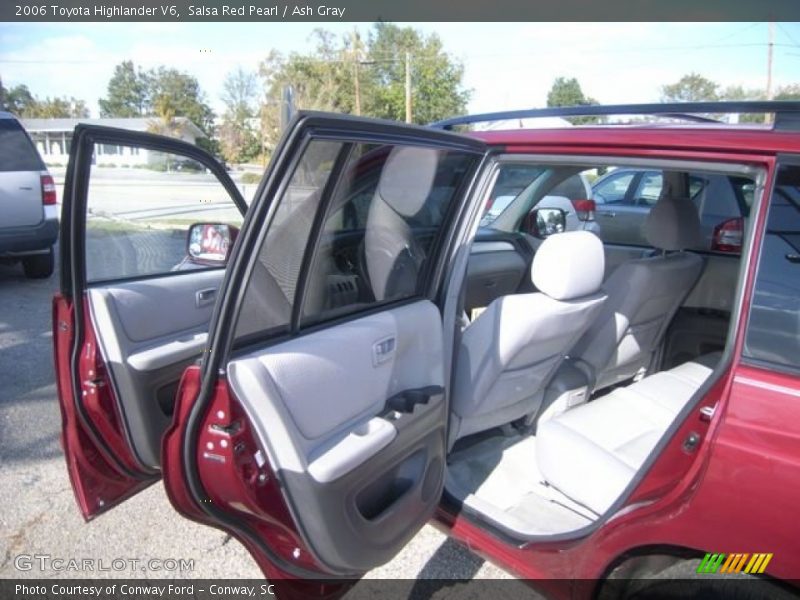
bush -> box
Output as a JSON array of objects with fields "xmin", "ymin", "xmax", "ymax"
[{"xmin": 241, "ymin": 172, "xmax": 261, "ymax": 185}]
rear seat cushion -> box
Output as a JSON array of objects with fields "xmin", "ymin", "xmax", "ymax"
[{"xmin": 536, "ymin": 353, "xmax": 720, "ymax": 515}]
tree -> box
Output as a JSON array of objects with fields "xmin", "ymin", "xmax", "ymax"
[
  {"xmin": 660, "ymin": 73, "xmax": 719, "ymax": 102},
  {"xmin": 363, "ymin": 23, "xmax": 470, "ymax": 125},
  {"xmin": 147, "ymin": 67, "xmax": 215, "ymax": 135},
  {"xmin": 1, "ymin": 83, "xmax": 36, "ymax": 115},
  {"xmin": 256, "ymin": 24, "xmax": 471, "ymax": 152},
  {"xmin": 775, "ymin": 84, "xmax": 800, "ymax": 101},
  {"xmin": 98, "ymin": 61, "xmax": 150, "ymax": 117},
  {"xmin": 99, "ymin": 61, "xmax": 215, "ymax": 144},
  {"xmin": 0, "ymin": 82, "xmax": 88, "ymax": 118},
  {"xmin": 218, "ymin": 68, "xmax": 260, "ymax": 163},
  {"xmin": 719, "ymin": 85, "xmax": 765, "ymax": 122},
  {"xmin": 257, "ymin": 29, "xmax": 358, "ymax": 154},
  {"xmin": 546, "ymin": 77, "xmax": 600, "ymax": 124},
  {"xmin": 26, "ymin": 97, "xmax": 89, "ymax": 118},
  {"xmin": 259, "ymin": 30, "xmax": 352, "ymax": 115}
]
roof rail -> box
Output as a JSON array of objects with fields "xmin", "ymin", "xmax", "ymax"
[{"xmin": 431, "ymin": 101, "xmax": 800, "ymax": 131}]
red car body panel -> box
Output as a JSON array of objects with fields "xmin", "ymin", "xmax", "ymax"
[
  {"xmin": 473, "ymin": 127, "xmax": 800, "ymax": 156},
  {"xmin": 161, "ymin": 366, "xmax": 352, "ymax": 598},
  {"xmin": 52, "ymin": 294, "xmax": 155, "ymax": 520}
]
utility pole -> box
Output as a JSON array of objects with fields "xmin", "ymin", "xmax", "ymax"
[
  {"xmin": 766, "ymin": 21, "xmax": 774, "ymax": 124},
  {"xmin": 352, "ymin": 29, "xmax": 361, "ymax": 116},
  {"xmin": 404, "ymin": 51, "xmax": 412, "ymax": 123}
]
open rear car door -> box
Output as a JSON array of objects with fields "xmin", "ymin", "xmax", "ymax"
[
  {"xmin": 56, "ymin": 113, "xmax": 489, "ymax": 587},
  {"xmin": 159, "ymin": 114, "xmax": 488, "ymax": 587}
]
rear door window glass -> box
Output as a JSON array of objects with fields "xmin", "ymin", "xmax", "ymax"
[
  {"xmin": 593, "ymin": 171, "xmax": 635, "ymax": 204},
  {"xmin": 234, "ymin": 140, "xmax": 479, "ymax": 340},
  {"xmin": 633, "ymin": 171, "xmax": 663, "ymax": 206},
  {"xmin": 84, "ymin": 143, "xmax": 243, "ymax": 282}
]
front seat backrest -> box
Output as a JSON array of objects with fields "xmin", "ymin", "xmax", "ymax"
[
  {"xmin": 365, "ymin": 146, "xmax": 438, "ymax": 301},
  {"xmin": 570, "ymin": 195, "xmax": 704, "ymax": 392},
  {"xmin": 451, "ymin": 231, "xmax": 607, "ymax": 444}
]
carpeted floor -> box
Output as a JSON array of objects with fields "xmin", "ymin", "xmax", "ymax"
[{"xmin": 446, "ymin": 432, "xmax": 596, "ymax": 536}]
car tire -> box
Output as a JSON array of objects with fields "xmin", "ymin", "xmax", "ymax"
[{"xmin": 22, "ymin": 248, "xmax": 54, "ymax": 279}]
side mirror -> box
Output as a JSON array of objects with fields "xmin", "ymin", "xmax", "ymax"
[
  {"xmin": 186, "ymin": 223, "xmax": 238, "ymax": 266},
  {"xmin": 523, "ymin": 207, "xmax": 567, "ymax": 239}
]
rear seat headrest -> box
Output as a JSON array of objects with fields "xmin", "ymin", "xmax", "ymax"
[
  {"xmin": 644, "ymin": 195, "xmax": 704, "ymax": 251},
  {"xmin": 531, "ymin": 231, "xmax": 604, "ymax": 301}
]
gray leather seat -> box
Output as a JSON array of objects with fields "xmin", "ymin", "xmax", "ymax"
[
  {"xmin": 364, "ymin": 146, "xmax": 438, "ymax": 301},
  {"xmin": 570, "ymin": 195, "xmax": 705, "ymax": 392},
  {"xmin": 536, "ymin": 352, "xmax": 720, "ymax": 514},
  {"xmin": 451, "ymin": 231, "xmax": 607, "ymax": 443}
]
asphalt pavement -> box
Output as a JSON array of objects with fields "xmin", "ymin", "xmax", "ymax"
[{"xmin": 0, "ymin": 246, "xmax": 514, "ymax": 592}]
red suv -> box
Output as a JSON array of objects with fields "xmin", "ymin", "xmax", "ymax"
[{"xmin": 53, "ymin": 102, "xmax": 800, "ymax": 598}]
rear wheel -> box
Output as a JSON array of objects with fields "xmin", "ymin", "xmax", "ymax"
[{"xmin": 22, "ymin": 248, "xmax": 54, "ymax": 279}]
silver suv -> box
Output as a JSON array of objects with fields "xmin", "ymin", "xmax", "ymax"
[{"xmin": 0, "ymin": 112, "xmax": 58, "ymax": 278}]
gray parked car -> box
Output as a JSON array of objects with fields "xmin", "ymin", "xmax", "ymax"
[
  {"xmin": 0, "ymin": 112, "xmax": 58, "ymax": 278},
  {"xmin": 592, "ymin": 168, "xmax": 752, "ymax": 252}
]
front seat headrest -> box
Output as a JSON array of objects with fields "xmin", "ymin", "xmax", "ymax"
[
  {"xmin": 644, "ymin": 195, "xmax": 704, "ymax": 251},
  {"xmin": 377, "ymin": 146, "xmax": 438, "ymax": 217},
  {"xmin": 531, "ymin": 231, "xmax": 605, "ymax": 301}
]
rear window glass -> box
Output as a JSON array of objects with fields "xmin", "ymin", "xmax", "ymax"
[
  {"xmin": 233, "ymin": 140, "xmax": 478, "ymax": 343},
  {"xmin": 0, "ymin": 119, "xmax": 44, "ymax": 171}
]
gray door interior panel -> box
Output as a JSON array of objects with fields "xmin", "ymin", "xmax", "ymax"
[
  {"xmin": 88, "ymin": 269, "xmax": 225, "ymax": 469},
  {"xmin": 227, "ymin": 299, "xmax": 446, "ymax": 573}
]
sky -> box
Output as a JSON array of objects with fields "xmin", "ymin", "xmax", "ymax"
[{"xmin": 1, "ymin": 22, "xmax": 799, "ymax": 118}]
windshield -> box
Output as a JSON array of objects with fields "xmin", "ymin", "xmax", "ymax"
[{"xmin": 481, "ymin": 165, "xmax": 544, "ymax": 227}]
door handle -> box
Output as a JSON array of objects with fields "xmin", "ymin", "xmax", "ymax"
[{"xmin": 196, "ymin": 288, "xmax": 217, "ymax": 307}]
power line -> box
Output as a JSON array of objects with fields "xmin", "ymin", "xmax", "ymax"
[
  {"xmin": 775, "ymin": 22, "xmax": 800, "ymax": 48},
  {"xmin": 711, "ymin": 21, "xmax": 761, "ymax": 44}
]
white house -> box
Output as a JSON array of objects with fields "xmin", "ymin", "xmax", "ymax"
[{"xmin": 21, "ymin": 117, "xmax": 206, "ymax": 166}]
